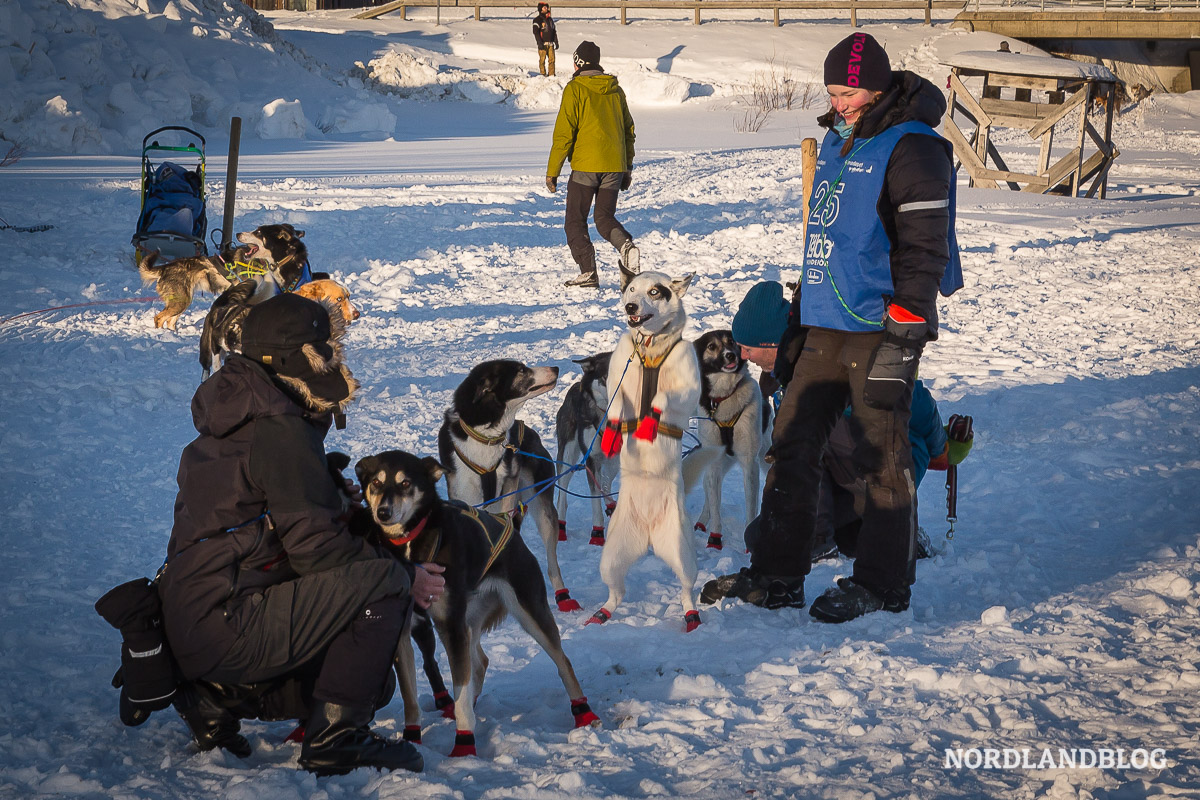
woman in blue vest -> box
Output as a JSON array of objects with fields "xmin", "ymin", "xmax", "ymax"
[{"xmin": 702, "ymin": 33, "xmax": 957, "ymax": 623}]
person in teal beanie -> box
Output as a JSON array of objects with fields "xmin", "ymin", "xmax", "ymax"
[{"xmin": 730, "ymin": 280, "xmax": 792, "ymax": 406}]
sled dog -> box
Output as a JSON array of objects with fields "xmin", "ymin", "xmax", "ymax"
[
  {"xmin": 554, "ymin": 351, "xmax": 617, "ymax": 547},
  {"xmin": 355, "ymin": 449, "xmax": 601, "ymax": 757},
  {"xmin": 587, "ymin": 264, "xmax": 717, "ymax": 632},
  {"xmin": 294, "ymin": 279, "xmax": 360, "ymax": 325},
  {"xmin": 691, "ymin": 329, "xmax": 772, "ymax": 551},
  {"xmin": 236, "ymin": 223, "xmax": 309, "ymax": 291},
  {"xmin": 137, "ymin": 243, "xmax": 259, "ymax": 330},
  {"xmin": 437, "ymin": 360, "xmax": 581, "ymax": 612}
]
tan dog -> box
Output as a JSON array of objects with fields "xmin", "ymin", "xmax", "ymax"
[
  {"xmin": 137, "ymin": 244, "xmax": 259, "ymax": 330},
  {"xmin": 294, "ymin": 279, "xmax": 360, "ymax": 325}
]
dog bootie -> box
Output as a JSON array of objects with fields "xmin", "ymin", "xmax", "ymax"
[
  {"xmin": 683, "ymin": 610, "xmax": 701, "ymax": 633},
  {"xmin": 434, "ymin": 690, "xmax": 455, "ymax": 718},
  {"xmin": 557, "ymin": 519, "xmax": 567, "ymax": 542},
  {"xmin": 589, "ymin": 526, "xmax": 606, "ymax": 546},
  {"xmin": 555, "ymin": 588, "xmax": 582, "ymax": 612},
  {"xmin": 705, "ymin": 531, "xmax": 723, "ymax": 550},
  {"xmin": 403, "ymin": 725, "xmax": 421, "ymax": 744},
  {"xmin": 571, "ymin": 697, "xmax": 601, "ymax": 728},
  {"xmin": 585, "ymin": 608, "xmax": 612, "ymax": 626},
  {"xmin": 450, "ymin": 730, "xmax": 476, "ymax": 758},
  {"xmin": 564, "ymin": 271, "xmax": 599, "ymax": 289}
]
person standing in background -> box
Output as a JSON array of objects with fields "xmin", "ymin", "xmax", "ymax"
[{"xmin": 533, "ymin": 3, "xmax": 559, "ymax": 76}]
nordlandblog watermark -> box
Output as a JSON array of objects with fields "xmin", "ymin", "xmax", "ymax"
[{"xmin": 944, "ymin": 748, "xmax": 1167, "ymax": 771}]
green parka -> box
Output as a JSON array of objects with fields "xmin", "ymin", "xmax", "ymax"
[{"xmin": 546, "ymin": 73, "xmax": 635, "ymax": 177}]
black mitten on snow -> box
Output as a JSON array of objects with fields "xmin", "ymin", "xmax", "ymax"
[{"xmin": 863, "ymin": 305, "xmax": 925, "ymax": 411}]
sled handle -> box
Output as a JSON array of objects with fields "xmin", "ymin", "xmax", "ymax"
[{"xmin": 142, "ymin": 125, "xmax": 206, "ymax": 150}]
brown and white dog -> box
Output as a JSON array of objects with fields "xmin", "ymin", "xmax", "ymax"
[
  {"xmin": 294, "ymin": 279, "xmax": 360, "ymax": 325},
  {"xmin": 136, "ymin": 243, "xmax": 258, "ymax": 330},
  {"xmin": 354, "ymin": 449, "xmax": 601, "ymax": 757}
]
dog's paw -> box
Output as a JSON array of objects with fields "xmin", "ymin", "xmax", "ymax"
[
  {"xmin": 555, "ymin": 589, "xmax": 582, "ymax": 612},
  {"xmin": 571, "ymin": 697, "xmax": 601, "ymax": 729},
  {"xmin": 449, "ymin": 730, "xmax": 476, "ymax": 757},
  {"xmin": 585, "ymin": 608, "xmax": 612, "ymax": 626},
  {"xmin": 684, "ymin": 610, "xmax": 702, "ymax": 633}
]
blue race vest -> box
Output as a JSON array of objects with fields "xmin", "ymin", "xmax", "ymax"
[{"xmin": 801, "ymin": 121, "xmax": 960, "ymax": 332}]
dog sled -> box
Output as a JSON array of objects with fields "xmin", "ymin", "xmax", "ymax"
[{"xmin": 132, "ymin": 126, "xmax": 209, "ymax": 260}]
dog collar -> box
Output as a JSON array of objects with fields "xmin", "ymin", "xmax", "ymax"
[
  {"xmin": 458, "ymin": 418, "xmax": 507, "ymax": 446},
  {"xmin": 385, "ymin": 512, "xmax": 430, "ymax": 546},
  {"xmin": 632, "ymin": 334, "xmax": 681, "ymax": 370}
]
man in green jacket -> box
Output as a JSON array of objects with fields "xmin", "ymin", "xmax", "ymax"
[{"xmin": 546, "ymin": 41, "xmax": 639, "ymax": 290}]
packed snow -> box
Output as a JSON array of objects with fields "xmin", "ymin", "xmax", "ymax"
[{"xmin": 2, "ymin": 1, "xmax": 1199, "ymax": 798}]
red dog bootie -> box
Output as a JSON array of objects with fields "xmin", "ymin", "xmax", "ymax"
[
  {"xmin": 449, "ymin": 730, "xmax": 476, "ymax": 757},
  {"xmin": 555, "ymin": 588, "xmax": 581, "ymax": 612},
  {"xmin": 283, "ymin": 723, "xmax": 306, "ymax": 744},
  {"xmin": 694, "ymin": 521, "xmax": 707, "ymax": 533},
  {"xmin": 402, "ymin": 725, "xmax": 421, "ymax": 744},
  {"xmin": 589, "ymin": 526, "xmax": 606, "ymax": 546},
  {"xmin": 684, "ymin": 610, "xmax": 702, "ymax": 632},
  {"xmin": 605, "ymin": 501, "xmax": 616, "ymax": 517},
  {"xmin": 557, "ymin": 519, "xmax": 567, "ymax": 542},
  {"xmin": 434, "ymin": 690, "xmax": 455, "ymax": 719},
  {"xmin": 585, "ymin": 608, "xmax": 611, "ymax": 626},
  {"xmin": 571, "ymin": 697, "xmax": 600, "ymax": 728},
  {"xmin": 706, "ymin": 531, "xmax": 723, "ymax": 550}
]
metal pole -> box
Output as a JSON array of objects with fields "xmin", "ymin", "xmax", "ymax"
[{"xmin": 220, "ymin": 116, "xmax": 242, "ymax": 253}]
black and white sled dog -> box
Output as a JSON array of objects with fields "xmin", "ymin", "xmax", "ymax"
[
  {"xmin": 691, "ymin": 330, "xmax": 772, "ymax": 551},
  {"xmin": 354, "ymin": 450, "xmax": 601, "ymax": 757},
  {"xmin": 438, "ymin": 360, "xmax": 582, "ymax": 612},
  {"xmin": 587, "ymin": 264, "xmax": 719, "ymax": 632},
  {"xmin": 197, "ymin": 275, "xmax": 283, "ymax": 379},
  {"xmin": 236, "ymin": 223, "xmax": 309, "ymax": 291},
  {"xmin": 554, "ymin": 351, "xmax": 617, "ymax": 547}
]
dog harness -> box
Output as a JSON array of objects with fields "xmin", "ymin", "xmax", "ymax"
[
  {"xmin": 622, "ymin": 335, "xmax": 684, "ymax": 440},
  {"xmin": 400, "ymin": 504, "xmax": 515, "ymax": 578},
  {"xmin": 702, "ymin": 376, "xmax": 749, "ymax": 455},
  {"xmin": 451, "ymin": 419, "xmax": 529, "ymax": 503}
]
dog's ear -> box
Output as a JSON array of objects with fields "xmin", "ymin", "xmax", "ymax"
[
  {"xmin": 618, "ymin": 261, "xmax": 637, "ymax": 292},
  {"xmin": 573, "ymin": 355, "xmax": 597, "ymax": 373},
  {"xmin": 327, "ymin": 451, "xmax": 351, "ymax": 473},
  {"xmin": 671, "ymin": 272, "xmax": 696, "ymax": 297},
  {"xmin": 354, "ymin": 456, "xmax": 379, "ymax": 488},
  {"xmin": 473, "ymin": 376, "xmax": 496, "ymax": 403},
  {"xmin": 422, "ymin": 457, "xmax": 446, "ymax": 482}
]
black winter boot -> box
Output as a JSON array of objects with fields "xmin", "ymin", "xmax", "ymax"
[
  {"xmin": 808, "ymin": 577, "xmax": 909, "ymax": 623},
  {"xmin": 298, "ymin": 700, "xmax": 423, "ymax": 776},
  {"xmin": 175, "ymin": 682, "xmax": 252, "ymax": 758},
  {"xmin": 700, "ymin": 567, "xmax": 805, "ymax": 609}
]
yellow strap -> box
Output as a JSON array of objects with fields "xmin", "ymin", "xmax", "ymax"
[{"xmin": 619, "ymin": 420, "xmax": 683, "ymax": 440}]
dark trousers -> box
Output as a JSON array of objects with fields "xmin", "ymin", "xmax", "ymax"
[
  {"xmin": 565, "ymin": 174, "xmax": 631, "ymax": 274},
  {"xmin": 750, "ymin": 328, "xmax": 918, "ymax": 594},
  {"xmin": 205, "ymin": 558, "xmax": 409, "ymax": 710}
]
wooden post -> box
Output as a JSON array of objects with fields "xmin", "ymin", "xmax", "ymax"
[
  {"xmin": 1072, "ymin": 83, "xmax": 1089, "ymax": 197},
  {"xmin": 774, "ymin": 6, "xmax": 780, "ymax": 26},
  {"xmin": 801, "ymin": 137, "xmax": 818, "ymax": 245},
  {"xmin": 924, "ymin": 0, "xmax": 931, "ymax": 24},
  {"xmin": 474, "ymin": 4, "xmax": 480, "ymax": 20},
  {"xmin": 621, "ymin": 4, "xmax": 626, "ymax": 24},
  {"xmin": 400, "ymin": 5, "xmax": 406, "ymax": 19},
  {"xmin": 850, "ymin": 0, "xmax": 858, "ymax": 27},
  {"xmin": 694, "ymin": 5, "xmax": 700, "ymax": 24}
]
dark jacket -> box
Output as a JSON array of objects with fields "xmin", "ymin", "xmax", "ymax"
[
  {"xmin": 533, "ymin": 12, "xmax": 558, "ymax": 49},
  {"xmin": 159, "ymin": 356, "xmax": 387, "ymax": 679},
  {"xmin": 810, "ymin": 70, "xmax": 953, "ymax": 340}
]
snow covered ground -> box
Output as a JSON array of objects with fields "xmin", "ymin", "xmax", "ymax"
[{"xmin": 2, "ymin": 1, "xmax": 1199, "ymax": 798}]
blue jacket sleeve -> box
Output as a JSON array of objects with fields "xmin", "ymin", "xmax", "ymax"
[{"xmin": 908, "ymin": 380, "xmax": 946, "ymax": 488}]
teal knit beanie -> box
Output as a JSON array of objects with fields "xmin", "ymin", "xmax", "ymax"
[{"xmin": 731, "ymin": 281, "xmax": 791, "ymax": 348}]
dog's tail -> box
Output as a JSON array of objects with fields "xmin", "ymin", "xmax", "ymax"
[
  {"xmin": 682, "ymin": 445, "xmax": 723, "ymax": 495},
  {"xmin": 137, "ymin": 249, "xmax": 163, "ymax": 286}
]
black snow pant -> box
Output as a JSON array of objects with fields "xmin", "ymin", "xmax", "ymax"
[
  {"xmin": 749, "ymin": 328, "xmax": 919, "ymax": 596},
  {"xmin": 565, "ymin": 172, "xmax": 631, "ymax": 275},
  {"xmin": 203, "ymin": 558, "xmax": 410, "ymax": 711}
]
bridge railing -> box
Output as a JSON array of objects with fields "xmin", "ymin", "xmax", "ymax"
[
  {"xmin": 966, "ymin": 0, "xmax": 1199, "ymax": 9},
  {"xmin": 352, "ymin": 0, "xmax": 969, "ymax": 26}
]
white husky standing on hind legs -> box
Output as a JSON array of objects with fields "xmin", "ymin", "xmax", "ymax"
[{"xmin": 586, "ymin": 264, "xmax": 717, "ymax": 633}]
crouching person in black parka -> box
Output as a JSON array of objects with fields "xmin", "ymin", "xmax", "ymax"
[{"xmin": 157, "ymin": 293, "xmax": 444, "ymax": 775}]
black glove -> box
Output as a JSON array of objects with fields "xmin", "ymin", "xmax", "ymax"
[
  {"xmin": 545, "ymin": 176, "xmax": 557, "ymax": 193},
  {"xmin": 620, "ymin": 172, "xmax": 632, "ymax": 191},
  {"xmin": 773, "ymin": 324, "xmax": 808, "ymax": 391},
  {"xmin": 863, "ymin": 305, "xmax": 926, "ymax": 411}
]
